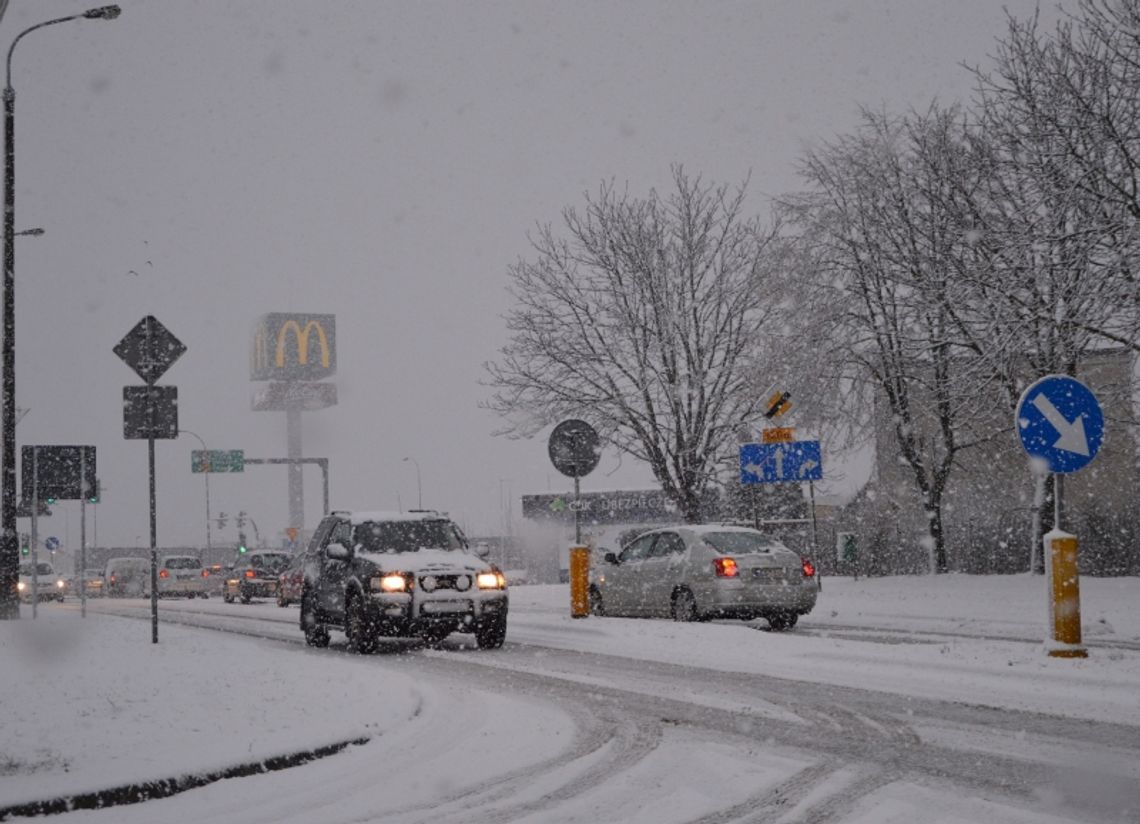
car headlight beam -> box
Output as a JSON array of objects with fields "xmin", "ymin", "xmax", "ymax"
[
  {"xmin": 372, "ymin": 573, "xmax": 408, "ymax": 593},
  {"xmin": 476, "ymin": 571, "xmax": 505, "ymax": 590}
]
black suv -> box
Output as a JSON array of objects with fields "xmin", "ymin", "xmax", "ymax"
[{"xmin": 299, "ymin": 510, "xmax": 508, "ymax": 652}]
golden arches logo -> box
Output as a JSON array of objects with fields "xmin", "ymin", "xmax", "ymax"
[{"xmin": 275, "ymin": 319, "xmax": 331, "ymax": 369}]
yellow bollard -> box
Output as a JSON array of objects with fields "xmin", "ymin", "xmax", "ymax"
[
  {"xmin": 569, "ymin": 545, "xmax": 590, "ymax": 618},
  {"xmin": 1044, "ymin": 531, "xmax": 1087, "ymax": 658}
]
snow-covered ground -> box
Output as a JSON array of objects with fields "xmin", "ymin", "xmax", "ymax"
[{"xmin": 2, "ymin": 573, "xmax": 1138, "ymax": 822}]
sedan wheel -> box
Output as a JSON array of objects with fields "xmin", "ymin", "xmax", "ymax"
[
  {"xmin": 767, "ymin": 611, "xmax": 798, "ymax": 631},
  {"xmin": 671, "ymin": 588, "xmax": 699, "ymax": 622}
]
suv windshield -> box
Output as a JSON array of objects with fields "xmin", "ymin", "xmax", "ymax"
[{"xmin": 354, "ymin": 520, "xmax": 464, "ymax": 553}]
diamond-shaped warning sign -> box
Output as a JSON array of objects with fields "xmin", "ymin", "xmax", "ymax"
[{"xmin": 113, "ymin": 315, "xmax": 186, "ymax": 385}]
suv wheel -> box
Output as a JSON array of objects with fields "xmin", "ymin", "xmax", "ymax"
[
  {"xmin": 300, "ymin": 590, "xmax": 330, "ymax": 648},
  {"xmin": 588, "ymin": 586, "xmax": 605, "ymax": 616},
  {"xmin": 346, "ymin": 594, "xmax": 378, "ymax": 654},
  {"xmin": 474, "ymin": 615, "xmax": 507, "ymax": 650}
]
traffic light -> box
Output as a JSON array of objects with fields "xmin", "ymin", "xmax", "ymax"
[
  {"xmin": 20, "ymin": 533, "xmax": 29, "ymax": 556},
  {"xmin": 238, "ymin": 532, "xmax": 248, "ymax": 554},
  {"xmin": 87, "ymin": 479, "xmax": 100, "ymax": 504},
  {"xmin": 45, "ymin": 496, "xmax": 56, "ymax": 505}
]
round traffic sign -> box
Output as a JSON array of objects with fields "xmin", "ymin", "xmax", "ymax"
[
  {"xmin": 548, "ymin": 419, "xmax": 601, "ymax": 478},
  {"xmin": 1015, "ymin": 375, "xmax": 1104, "ymax": 474},
  {"xmin": 44, "ymin": 536, "xmax": 60, "ymax": 551}
]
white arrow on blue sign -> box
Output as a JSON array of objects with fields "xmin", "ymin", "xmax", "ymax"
[
  {"xmin": 44, "ymin": 536, "xmax": 60, "ymax": 551},
  {"xmin": 1016, "ymin": 375, "xmax": 1104, "ymax": 474},
  {"xmin": 740, "ymin": 441, "xmax": 823, "ymax": 484}
]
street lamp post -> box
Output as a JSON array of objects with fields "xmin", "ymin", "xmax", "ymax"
[
  {"xmin": 0, "ymin": 5, "xmax": 122, "ymax": 620},
  {"xmin": 402, "ymin": 457, "xmax": 421, "ymax": 509},
  {"xmin": 179, "ymin": 430, "xmax": 212, "ymax": 552}
]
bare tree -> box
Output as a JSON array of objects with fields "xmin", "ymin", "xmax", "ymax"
[
  {"xmin": 780, "ymin": 108, "xmax": 997, "ymax": 574},
  {"xmin": 485, "ymin": 167, "xmax": 785, "ymax": 522}
]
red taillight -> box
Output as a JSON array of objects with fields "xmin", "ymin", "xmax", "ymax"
[
  {"xmin": 713, "ymin": 557, "xmax": 739, "ymax": 578},
  {"xmin": 201, "ymin": 569, "xmax": 209, "ymax": 578},
  {"xmin": 244, "ymin": 569, "xmax": 255, "ymax": 579},
  {"xmin": 159, "ymin": 569, "xmax": 169, "ymax": 579},
  {"xmin": 801, "ymin": 557, "xmax": 816, "ymax": 578},
  {"xmin": 109, "ymin": 575, "xmax": 117, "ymax": 583}
]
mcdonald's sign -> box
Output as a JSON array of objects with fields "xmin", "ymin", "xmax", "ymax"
[{"xmin": 251, "ymin": 313, "xmax": 337, "ymax": 381}]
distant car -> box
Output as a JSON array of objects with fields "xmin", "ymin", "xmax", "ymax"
[
  {"xmin": 276, "ymin": 555, "xmax": 305, "ymax": 607},
  {"xmin": 588, "ymin": 525, "xmax": 818, "ymax": 630},
  {"xmin": 17, "ymin": 560, "xmax": 66, "ymax": 603},
  {"xmin": 299, "ymin": 509, "xmax": 508, "ymax": 651},
  {"xmin": 104, "ymin": 557, "xmax": 150, "ymax": 597},
  {"xmin": 223, "ymin": 550, "xmax": 292, "ymax": 604},
  {"xmin": 154, "ymin": 555, "xmax": 209, "ymax": 599},
  {"xmin": 79, "ymin": 568, "xmax": 106, "ymax": 598}
]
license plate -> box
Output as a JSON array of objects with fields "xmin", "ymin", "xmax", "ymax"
[
  {"xmin": 752, "ymin": 568, "xmax": 789, "ymax": 583},
  {"xmin": 421, "ymin": 600, "xmax": 468, "ymax": 614}
]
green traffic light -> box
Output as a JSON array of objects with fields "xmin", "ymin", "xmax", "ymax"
[
  {"xmin": 45, "ymin": 497, "xmax": 56, "ymax": 505},
  {"xmin": 238, "ymin": 545, "xmax": 247, "ymax": 554},
  {"xmin": 21, "ymin": 546, "xmax": 29, "ymax": 556}
]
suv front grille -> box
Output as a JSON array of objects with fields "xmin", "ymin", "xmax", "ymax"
[{"xmin": 418, "ymin": 573, "xmax": 472, "ymax": 593}]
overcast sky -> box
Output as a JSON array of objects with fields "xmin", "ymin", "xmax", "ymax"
[{"xmin": 6, "ymin": 0, "xmax": 1061, "ymax": 550}]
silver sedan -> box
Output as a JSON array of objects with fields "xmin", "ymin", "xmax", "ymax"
[{"xmin": 589, "ymin": 525, "xmax": 819, "ymax": 630}]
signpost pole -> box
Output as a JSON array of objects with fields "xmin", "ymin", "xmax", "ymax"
[
  {"xmin": 148, "ymin": 385, "xmax": 158, "ymax": 644},
  {"xmin": 79, "ymin": 450, "xmax": 86, "ymax": 619},
  {"xmin": 573, "ymin": 474, "xmax": 581, "ymax": 546},
  {"xmin": 1053, "ymin": 473, "xmax": 1063, "ymax": 532},
  {"xmin": 29, "ymin": 449, "xmax": 36, "ymax": 619}
]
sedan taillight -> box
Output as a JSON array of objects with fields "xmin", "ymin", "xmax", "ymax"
[
  {"xmin": 201, "ymin": 569, "xmax": 210, "ymax": 578},
  {"xmin": 244, "ymin": 569, "xmax": 256, "ymax": 579},
  {"xmin": 159, "ymin": 569, "xmax": 169, "ymax": 579},
  {"xmin": 801, "ymin": 557, "xmax": 816, "ymax": 578},
  {"xmin": 712, "ymin": 557, "xmax": 739, "ymax": 578}
]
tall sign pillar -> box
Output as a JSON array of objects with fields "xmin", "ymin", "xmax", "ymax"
[{"xmin": 250, "ymin": 313, "xmax": 337, "ymax": 535}]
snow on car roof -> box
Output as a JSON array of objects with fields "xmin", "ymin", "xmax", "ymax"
[{"xmin": 341, "ymin": 510, "xmax": 451, "ymax": 525}]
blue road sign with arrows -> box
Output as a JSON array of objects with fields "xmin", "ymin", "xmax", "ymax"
[
  {"xmin": 44, "ymin": 536, "xmax": 60, "ymax": 551},
  {"xmin": 740, "ymin": 440, "xmax": 823, "ymax": 484},
  {"xmin": 1016, "ymin": 375, "xmax": 1104, "ymax": 474}
]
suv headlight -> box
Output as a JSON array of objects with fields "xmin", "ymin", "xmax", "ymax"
[
  {"xmin": 476, "ymin": 571, "xmax": 506, "ymax": 590},
  {"xmin": 371, "ymin": 573, "xmax": 408, "ymax": 593},
  {"xmin": 17, "ymin": 581, "xmax": 25, "ymax": 591}
]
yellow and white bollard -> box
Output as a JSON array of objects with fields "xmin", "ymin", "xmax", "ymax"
[
  {"xmin": 1044, "ymin": 530, "xmax": 1087, "ymax": 658},
  {"xmin": 569, "ymin": 545, "xmax": 590, "ymax": 618}
]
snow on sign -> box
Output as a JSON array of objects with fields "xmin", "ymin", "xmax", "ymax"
[{"xmin": 1016, "ymin": 374, "xmax": 1104, "ymax": 474}]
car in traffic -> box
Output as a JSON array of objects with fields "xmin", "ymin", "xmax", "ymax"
[
  {"xmin": 276, "ymin": 555, "xmax": 305, "ymax": 607},
  {"xmin": 588, "ymin": 525, "xmax": 818, "ymax": 630},
  {"xmin": 223, "ymin": 550, "xmax": 292, "ymax": 604},
  {"xmin": 17, "ymin": 560, "xmax": 67, "ymax": 603},
  {"xmin": 104, "ymin": 557, "xmax": 150, "ymax": 597},
  {"xmin": 78, "ymin": 568, "xmax": 106, "ymax": 598},
  {"xmin": 153, "ymin": 555, "xmax": 209, "ymax": 598},
  {"xmin": 299, "ymin": 509, "xmax": 508, "ymax": 651}
]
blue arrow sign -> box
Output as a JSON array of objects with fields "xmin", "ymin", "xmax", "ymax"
[
  {"xmin": 740, "ymin": 441, "xmax": 823, "ymax": 484},
  {"xmin": 44, "ymin": 536, "xmax": 60, "ymax": 551},
  {"xmin": 1016, "ymin": 375, "xmax": 1104, "ymax": 474}
]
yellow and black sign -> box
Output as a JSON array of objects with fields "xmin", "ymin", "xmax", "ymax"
[
  {"xmin": 761, "ymin": 427, "xmax": 795, "ymax": 443},
  {"xmin": 764, "ymin": 391, "xmax": 792, "ymax": 419},
  {"xmin": 250, "ymin": 313, "xmax": 336, "ymax": 382}
]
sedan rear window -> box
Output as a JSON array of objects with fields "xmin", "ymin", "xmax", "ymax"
[
  {"xmin": 701, "ymin": 532, "xmax": 785, "ymax": 555},
  {"xmin": 164, "ymin": 557, "xmax": 201, "ymax": 570},
  {"xmin": 250, "ymin": 554, "xmax": 290, "ymax": 572}
]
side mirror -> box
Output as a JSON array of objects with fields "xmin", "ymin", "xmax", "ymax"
[
  {"xmin": 326, "ymin": 542, "xmax": 352, "ymax": 562},
  {"xmin": 603, "ymin": 551, "xmax": 619, "ymax": 565}
]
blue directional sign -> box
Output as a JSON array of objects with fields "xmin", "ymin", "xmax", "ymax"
[
  {"xmin": 1016, "ymin": 375, "xmax": 1104, "ymax": 474},
  {"xmin": 44, "ymin": 536, "xmax": 60, "ymax": 551},
  {"xmin": 740, "ymin": 440, "xmax": 823, "ymax": 484}
]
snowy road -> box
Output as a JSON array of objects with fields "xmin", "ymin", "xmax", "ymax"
[{"xmin": 45, "ymin": 587, "xmax": 1140, "ymax": 824}]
